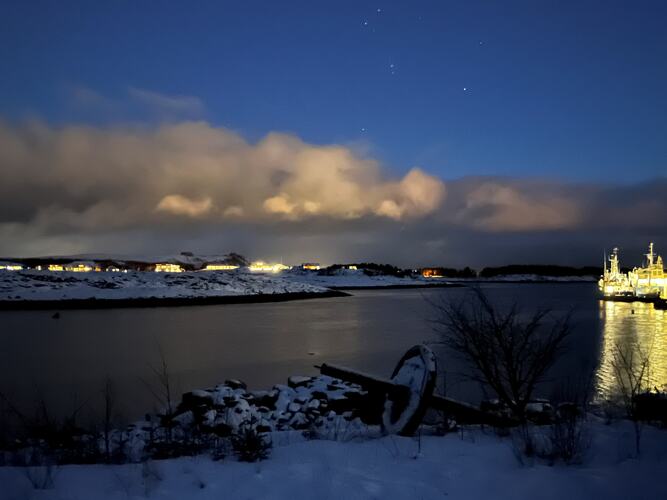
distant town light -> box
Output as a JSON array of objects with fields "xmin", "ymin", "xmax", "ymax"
[
  {"xmin": 48, "ymin": 264, "xmax": 65, "ymax": 272},
  {"xmin": 421, "ymin": 268, "xmax": 444, "ymax": 278},
  {"xmin": 204, "ymin": 264, "xmax": 239, "ymax": 271},
  {"xmin": 249, "ymin": 261, "xmax": 291, "ymax": 273},
  {"xmin": 302, "ymin": 263, "xmax": 321, "ymax": 271},
  {"xmin": 66, "ymin": 263, "xmax": 94, "ymax": 272},
  {"xmin": 154, "ymin": 263, "xmax": 184, "ymax": 273},
  {"xmin": 0, "ymin": 264, "xmax": 22, "ymax": 271}
]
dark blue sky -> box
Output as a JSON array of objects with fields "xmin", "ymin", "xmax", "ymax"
[{"xmin": 2, "ymin": 0, "xmax": 666, "ymax": 182}]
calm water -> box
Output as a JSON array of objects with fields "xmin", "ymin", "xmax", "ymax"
[{"xmin": 0, "ymin": 283, "xmax": 665, "ymax": 423}]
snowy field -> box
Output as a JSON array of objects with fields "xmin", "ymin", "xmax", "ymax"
[
  {"xmin": 0, "ymin": 270, "xmax": 329, "ymax": 302},
  {"xmin": 1, "ymin": 419, "xmax": 665, "ymax": 500}
]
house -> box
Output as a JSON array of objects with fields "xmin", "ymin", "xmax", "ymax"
[
  {"xmin": 65, "ymin": 262, "xmax": 95, "ymax": 272},
  {"xmin": 421, "ymin": 268, "xmax": 444, "ymax": 278},
  {"xmin": 154, "ymin": 263, "xmax": 184, "ymax": 273},
  {"xmin": 248, "ymin": 261, "xmax": 290, "ymax": 273}
]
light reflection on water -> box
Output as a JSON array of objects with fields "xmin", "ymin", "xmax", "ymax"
[{"xmin": 596, "ymin": 300, "xmax": 667, "ymax": 397}]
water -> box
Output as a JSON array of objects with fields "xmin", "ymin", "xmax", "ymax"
[{"xmin": 0, "ymin": 283, "xmax": 664, "ymax": 424}]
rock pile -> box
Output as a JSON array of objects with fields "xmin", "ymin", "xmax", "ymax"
[{"xmin": 169, "ymin": 374, "xmax": 380, "ymax": 437}]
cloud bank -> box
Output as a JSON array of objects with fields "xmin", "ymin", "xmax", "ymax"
[{"xmin": 0, "ymin": 118, "xmax": 665, "ymax": 266}]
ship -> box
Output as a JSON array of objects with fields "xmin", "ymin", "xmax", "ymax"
[{"xmin": 599, "ymin": 242, "xmax": 667, "ymax": 302}]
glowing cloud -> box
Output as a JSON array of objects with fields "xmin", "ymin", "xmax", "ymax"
[{"xmin": 156, "ymin": 194, "xmax": 213, "ymax": 217}]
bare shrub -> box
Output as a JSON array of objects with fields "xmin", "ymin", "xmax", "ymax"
[
  {"xmin": 17, "ymin": 442, "xmax": 59, "ymax": 489},
  {"xmin": 141, "ymin": 348, "xmax": 177, "ymax": 444},
  {"xmin": 1, "ymin": 389, "xmax": 99, "ymax": 465},
  {"xmin": 609, "ymin": 341, "xmax": 651, "ymax": 456},
  {"xmin": 101, "ymin": 378, "xmax": 116, "ymax": 463},
  {"xmin": 549, "ymin": 412, "xmax": 590, "ymax": 465},
  {"xmin": 545, "ymin": 368, "xmax": 595, "ymax": 465},
  {"xmin": 23, "ymin": 463, "xmax": 57, "ymax": 490},
  {"xmin": 432, "ymin": 287, "xmax": 571, "ymax": 421}
]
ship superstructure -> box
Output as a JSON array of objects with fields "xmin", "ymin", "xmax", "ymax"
[
  {"xmin": 628, "ymin": 242, "xmax": 666, "ymax": 298},
  {"xmin": 599, "ymin": 243, "xmax": 667, "ymax": 300}
]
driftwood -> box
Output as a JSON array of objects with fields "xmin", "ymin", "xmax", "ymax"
[{"xmin": 318, "ymin": 344, "xmax": 516, "ymax": 435}]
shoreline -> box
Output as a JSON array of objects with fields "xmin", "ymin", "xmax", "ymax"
[
  {"xmin": 0, "ymin": 280, "xmax": 603, "ymax": 310},
  {"xmin": 0, "ymin": 289, "xmax": 350, "ymax": 310},
  {"xmin": 329, "ymin": 282, "xmax": 465, "ymax": 290}
]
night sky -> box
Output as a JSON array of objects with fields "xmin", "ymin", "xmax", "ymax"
[{"xmin": 0, "ymin": 0, "xmax": 665, "ymax": 267}]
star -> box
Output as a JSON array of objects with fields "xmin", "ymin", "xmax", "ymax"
[
  {"xmin": 377, "ymin": 8, "xmax": 382, "ymax": 13},
  {"xmin": 463, "ymin": 87, "xmax": 468, "ymax": 91},
  {"xmin": 363, "ymin": 20, "xmax": 369, "ymax": 26},
  {"xmin": 361, "ymin": 127, "xmax": 367, "ymax": 132}
]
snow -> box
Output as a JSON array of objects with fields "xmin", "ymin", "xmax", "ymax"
[
  {"xmin": 1, "ymin": 418, "xmax": 666, "ymax": 500},
  {"xmin": 0, "ymin": 269, "xmax": 330, "ymax": 302}
]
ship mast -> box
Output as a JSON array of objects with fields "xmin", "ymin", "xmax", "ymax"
[
  {"xmin": 647, "ymin": 242, "xmax": 655, "ymax": 267},
  {"xmin": 610, "ymin": 247, "xmax": 620, "ymax": 276}
]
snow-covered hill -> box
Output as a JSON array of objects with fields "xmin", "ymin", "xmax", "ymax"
[{"xmin": 0, "ymin": 270, "xmax": 329, "ymax": 302}]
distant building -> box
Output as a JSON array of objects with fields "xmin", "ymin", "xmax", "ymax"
[
  {"xmin": 249, "ymin": 261, "xmax": 291, "ymax": 273},
  {"xmin": 421, "ymin": 268, "xmax": 444, "ymax": 278},
  {"xmin": 301, "ymin": 263, "xmax": 321, "ymax": 271},
  {"xmin": 0, "ymin": 262, "xmax": 22, "ymax": 271},
  {"xmin": 65, "ymin": 262, "xmax": 94, "ymax": 272},
  {"xmin": 154, "ymin": 263, "xmax": 184, "ymax": 273},
  {"xmin": 204, "ymin": 264, "xmax": 239, "ymax": 271},
  {"xmin": 48, "ymin": 264, "xmax": 65, "ymax": 272}
]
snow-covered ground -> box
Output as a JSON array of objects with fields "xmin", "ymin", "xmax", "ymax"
[
  {"xmin": 0, "ymin": 270, "xmax": 329, "ymax": 302},
  {"xmin": 2, "ymin": 419, "xmax": 665, "ymax": 500}
]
